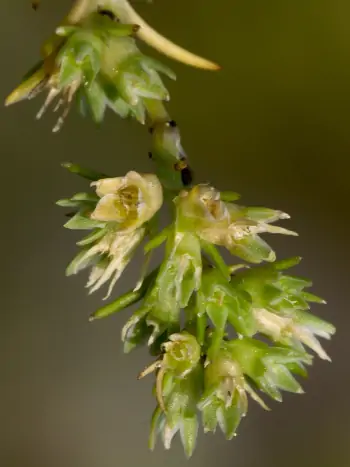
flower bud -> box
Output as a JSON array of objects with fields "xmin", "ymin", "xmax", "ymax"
[
  {"xmin": 137, "ymin": 332, "xmax": 201, "ymax": 422},
  {"xmin": 162, "ymin": 332, "xmax": 201, "ymax": 377},
  {"xmin": 198, "ymin": 348, "xmax": 251, "ymax": 440}
]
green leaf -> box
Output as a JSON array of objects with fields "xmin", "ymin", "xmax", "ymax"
[
  {"xmin": 201, "ymin": 399, "xmax": 219, "ymax": 433},
  {"xmin": 268, "ymin": 365, "xmax": 303, "ymax": 394},
  {"xmin": 64, "ymin": 211, "xmax": 105, "ymax": 230},
  {"xmin": 286, "ymin": 361, "xmax": 309, "ymax": 378},
  {"xmin": 180, "ymin": 416, "xmax": 198, "ymax": 458},
  {"xmin": 273, "ymin": 256, "xmax": 302, "ymax": 270},
  {"xmin": 261, "ymin": 283, "xmax": 284, "ymax": 305},
  {"xmin": 76, "ymin": 227, "xmax": 108, "ymax": 246},
  {"xmin": 149, "ymin": 406, "xmax": 163, "ymax": 450},
  {"xmin": 90, "ymin": 267, "xmax": 159, "ymax": 321},
  {"xmin": 141, "ymin": 56, "xmax": 176, "ymax": 81},
  {"xmin": 278, "ymin": 275, "xmax": 313, "ymax": 291},
  {"xmin": 206, "ymin": 300, "xmax": 228, "ymax": 360},
  {"xmin": 243, "ymin": 207, "xmax": 288, "ymax": 223},
  {"xmin": 85, "ymin": 80, "xmax": 107, "ymax": 123},
  {"xmin": 58, "ymin": 53, "xmax": 81, "ymax": 89},
  {"xmin": 56, "ymin": 198, "xmax": 82, "ymax": 208},
  {"xmin": 219, "ymin": 399, "xmax": 242, "ymax": 440},
  {"xmin": 226, "ymin": 289, "xmax": 255, "ymax": 337},
  {"xmin": 61, "ymin": 162, "xmax": 108, "ymax": 181},
  {"xmin": 302, "ymin": 291, "xmax": 326, "ymax": 304},
  {"xmin": 5, "ymin": 63, "xmax": 47, "ymax": 106},
  {"xmin": 91, "ymin": 290, "xmax": 142, "ymax": 321},
  {"xmin": 230, "ymin": 234, "xmax": 276, "ymax": 263},
  {"xmin": 220, "ymin": 191, "xmax": 241, "ymax": 202},
  {"xmin": 201, "ymin": 241, "xmax": 230, "ymax": 280},
  {"xmin": 257, "ymin": 378, "xmax": 283, "ymax": 402},
  {"xmin": 72, "ymin": 192, "xmax": 99, "ymax": 202},
  {"xmin": 264, "ymin": 346, "xmax": 312, "ymax": 365}
]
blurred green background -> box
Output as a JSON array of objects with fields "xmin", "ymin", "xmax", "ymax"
[{"xmin": 1, "ymin": 1, "xmax": 349, "ymax": 466}]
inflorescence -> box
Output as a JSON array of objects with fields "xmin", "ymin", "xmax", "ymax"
[{"xmin": 6, "ymin": 1, "xmax": 335, "ymax": 457}]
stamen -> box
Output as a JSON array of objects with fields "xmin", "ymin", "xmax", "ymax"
[{"xmin": 36, "ymin": 87, "xmax": 60, "ymax": 120}]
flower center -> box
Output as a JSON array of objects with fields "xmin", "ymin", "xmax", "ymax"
[{"xmin": 115, "ymin": 185, "xmax": 140, "ymax": 221}]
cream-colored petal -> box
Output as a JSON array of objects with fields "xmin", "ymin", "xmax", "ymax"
[
  {"xmin": 90, "ymin": 194, "xmax": 125, "ymax": 222},
  {"xmin": 294, "ymin": 326, "xmax": 331, "ymax": 361},
  {"xmin": 125, "ymin": 172, "xmax": 163, "ymax": 221},
  {"xmin": 92, "ymin": 177, "xmax": 124, "ymax": 197},
  {"xmin": 253, "ymin": 308, "xmax": 291, "ymax": 341}
]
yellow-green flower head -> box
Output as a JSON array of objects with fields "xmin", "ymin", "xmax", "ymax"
[{"xmin": 91, "ymin": 171, "xmax": 163, "ymax": 230}]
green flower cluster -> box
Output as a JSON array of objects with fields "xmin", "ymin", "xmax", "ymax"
[
  {"xmin": 6, "ymin": 13, "xmax": 173, "ymax": 125},
  {"xmin": 7, "ymin": 2, "xmax": 335, "ymax": 459},
  {"xmin": 57, "ymin": 162, "xmax": 335, "ymax": 457},
  {"xmin": 6, "ymin": 10, "xmax": 190, "ymax": 190}
]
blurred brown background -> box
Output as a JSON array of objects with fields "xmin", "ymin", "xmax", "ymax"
[{"xmin": 1, "ymin": 1, "xmax": 349, "ymax": 466}]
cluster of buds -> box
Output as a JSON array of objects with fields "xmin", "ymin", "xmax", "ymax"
[{"xmin": 7, "ymin": 0, "xmax": 335, "ymax": 458}]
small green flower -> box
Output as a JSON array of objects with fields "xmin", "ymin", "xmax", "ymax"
[
  {"xmin": 138, "ymin": 331, "xmax": 201, "ymax": 411},
  {"xmin": 175, "ymin": 185, "xmax": 297, "ymax": 263},
  {"xmin": 231, "ymin": 260, "xmax": 335, "ymax": 360},
  {"xmin": 253, "ymin": 307, "xmax": 335, "ymax": 361},
  {"xmin": 162, "ymin": 332, "xmax": 202, "ymax": 376},
  {"xmin": 227, "ymin": 338, "xmax": 312, "ymax": 401},
  {"xmin": 139, "ymin": 332, "xmax": 202, "ymax": 457},
  {"xmin": 198, "ymin": 345, "xmax": 264, "ymax": 440},
  {"xmin": 199, "ymin": 337, "xmax": 311, "ymax": 439}
]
